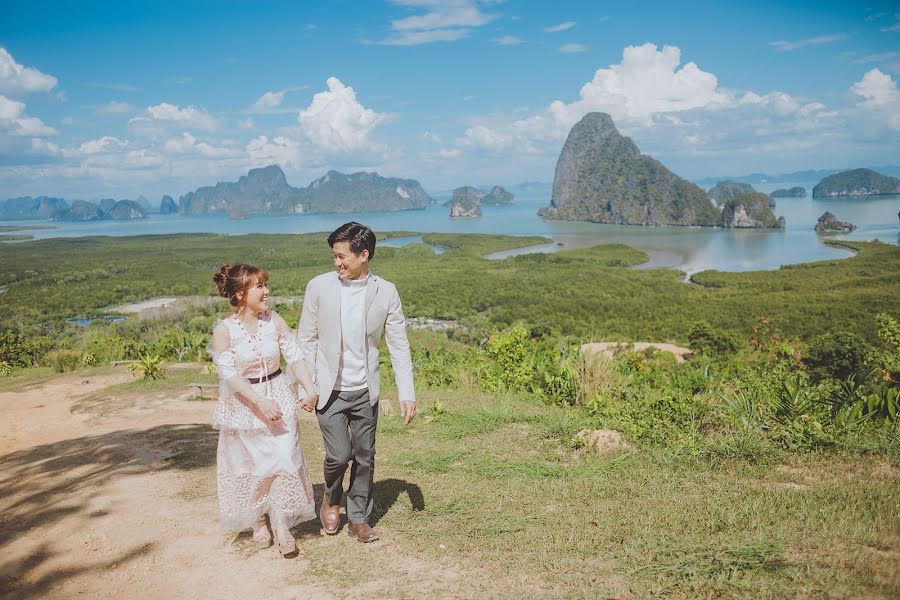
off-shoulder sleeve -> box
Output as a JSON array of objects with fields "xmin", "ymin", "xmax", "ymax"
[
  {"xmin": 210, "ymin": 322, "xmax": 238, "ymax": 380},
  {"xmin": 272, "ymin": 312, "xmax": 303, "ymax": 365}
]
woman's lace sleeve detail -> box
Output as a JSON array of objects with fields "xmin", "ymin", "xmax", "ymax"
[
  {"xmin": 210, "ymin": 321, "xmax": 238, "ymax": 380},
  {"xmin": 272, "ymin": 311, "xmax": 303, "ymax": 365}
]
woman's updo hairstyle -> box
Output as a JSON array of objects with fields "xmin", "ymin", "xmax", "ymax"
[{"xmin": 214, "ymin": 263, "xmax": 269, "ymax": 308}]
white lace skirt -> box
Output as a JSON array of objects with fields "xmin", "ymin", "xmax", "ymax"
[{"xmin": 215, "ymin": 377, "xmax": 316, "ymax": 532}]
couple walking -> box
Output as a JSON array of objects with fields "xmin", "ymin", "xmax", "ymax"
[{"xmin": 210, "ymin": 222, "xmax": 415, "ymax": 555}]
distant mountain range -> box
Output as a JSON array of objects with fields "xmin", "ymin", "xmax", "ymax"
[
  {"xmin": 0, "ymin": 166, "xmax": 435, "ymax": 220},
  {"xmin": 179, "ymin": 165, "xmax": 433, "ymax": 216},
  {"xmin": 0, "ymin": 196, "xmax": 147, "ymax": 221},
  {"xmin": 694, "ymin": 165, "xmax": 900, "ymax": 187}
]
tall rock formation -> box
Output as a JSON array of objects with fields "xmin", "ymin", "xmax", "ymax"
[
  {"xmin": 541, "ymin": 113, "xmax": 720, "ymax": 226},
  {"xmin": 719, "ymin": 192, "xmax": 784, "ymax": 228},
  {"xmin": 447, "ymin": 186, "xmax": 483, "ymax": 217},
  {"xmin": 179, "ymin": 165, "xmax": 300, "ymax": 215},
  {"xmin": 159, "ymin": 195, "xmax": 177, "ymax": 214}
]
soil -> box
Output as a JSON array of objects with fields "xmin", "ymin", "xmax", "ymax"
[{"xmin": 0, "ymin": 370, "xmax": 475, "ymax": 599}]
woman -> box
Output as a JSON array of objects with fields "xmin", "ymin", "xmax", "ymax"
[{"xmin": 210, "ymin": 263, "xmax": 318, "ymax": 556}]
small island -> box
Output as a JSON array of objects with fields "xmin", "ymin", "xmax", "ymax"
[
  {"xmin": 447, "ymin": 187, "xmax": 483, "ymax": 217},
  {"xmin": 708, "ymin": 181, "xmax": 754, "ymax": 206},
  {"xmin": 770, "ymin": 187, "xmax": 807, "ymax": 198},
  {"xmin": 720, "ymin": 192, "xmax": 785, "ymax": 229},
  {"xmin": 815, "ymin": 212, "xmax": 857, "ymax": 233},
  {"xmin": 481, "ymin": 185, "xmax": 514, "ymax": 205},
  {"xmin": 812, "ymin": 168, "xmax": 900, "ymax": 198}
]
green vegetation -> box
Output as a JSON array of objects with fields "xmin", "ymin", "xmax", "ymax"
[
  {"xmin": 0, "ymin": 233, "xmax": 898, "ymax": 366},
  {"xmin": 1, "ymin": 229, "xmax": 896, "ymax": 596}
]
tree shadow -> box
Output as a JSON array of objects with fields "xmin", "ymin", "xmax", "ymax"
[
  {"xmin": 0, "ymin": 424, "xmax": 217, "ymax": 598},
  {"xmin": 370, "ymin": 478, "xmax": 425, "ymax": 527}
]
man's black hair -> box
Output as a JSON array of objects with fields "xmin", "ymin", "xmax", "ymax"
[{"xmin": 327, "ymin": 222, "xmax": 376, "ymax": 259}]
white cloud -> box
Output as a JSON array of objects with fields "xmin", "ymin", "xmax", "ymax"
[
  {"xmin": 423, "ymin": 130, "xmax": 442, "ymax": 143},
  {"xmin": 246, "ymin": 135, "xmax": 302, "ymax": 169},
  {"xmin": 454, "ymin": 42, "xmax": 839, "ymax": 167},
  {"xmin": 769, "ymin": 33, "xmax": 846, "ymax": 52},
  {"xmin": 850, "ymin": 68, "xmax": 900, "ymax": 129},
  {"xmin": 491, "ymin": 35, "xmax": 524, "ymax": 45},
  {"xmin": 545, "ymin": 21, "xmax": 575, "ymax": 33},
  {"xmin": 0, "ymin": 94, "xmax": 58, "ymax": 136},
  {"xmin": 559, "ymin": 43, "xmax": 587, "ymax": 53},
  {"xmin": 0, "ymin": 48, "xmax": 58, "ymax": 96},
  {"xmin": 250, "ymin": 90, "xmax": 285, "ymax": 113},
  {"xmin": 377, "ymin": 0, "xmax": 498, "ymax": 45},
  {"xmin": 79, "ymin": 136, "xmax": 128, "ymax": 154},
  {"xmin": 29, "ymin": 138, "xmax": 61, "ymax": 156},
  {"xmin": 238, "ymin": 117, "xmax": 255, "ymax": 129},
  {"xmin": 93, "ymin": 101, "xmax": 136, "ymax": 116},
  {"xmin": 129, "ymin": 102, "xmax": 217, "ymax": 134},
  {"xmin": 298, "ymin": 77, "xmax": 390, "ymax": 153},
  {"xmin": 163, "ymin": 132, "xmax": 238, "ymax": 158}
]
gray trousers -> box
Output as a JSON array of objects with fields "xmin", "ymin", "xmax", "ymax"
[{"xmin": 316, "ymin": 388, "xmax": 378, "ymax": 524}]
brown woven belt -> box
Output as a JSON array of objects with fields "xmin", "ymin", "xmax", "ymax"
[{"xmin": 247, "ymin": 368, "xmax": 282, "ymax": 384}]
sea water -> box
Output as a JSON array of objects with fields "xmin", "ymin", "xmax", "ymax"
[{"xmin": 3, "ymin": 182, "xmax": 897, "ymax": 274}]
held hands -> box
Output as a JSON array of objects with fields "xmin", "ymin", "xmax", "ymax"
[
  {"xmin": 399, "ymin": 401, "xmax": 416, "ymax": 425},
  {"xmin": 300, "ymin": 393, "xmax": 318, "ymax": 413}
]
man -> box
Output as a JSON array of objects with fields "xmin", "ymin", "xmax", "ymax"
[{"xmin": 297, "ymin": 222, "xmax": 416, "ymax": 543}]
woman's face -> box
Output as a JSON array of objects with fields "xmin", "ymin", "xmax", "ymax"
[{"xmin": 240, "ymin": 276, "xmax": 269, "ymax": 314}]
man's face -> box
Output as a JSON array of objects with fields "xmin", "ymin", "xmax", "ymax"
[{"xmin": 332, "ymin": 241, "xmax": 369, "ymax": 280}]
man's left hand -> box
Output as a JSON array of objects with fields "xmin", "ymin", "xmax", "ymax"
[{"xmin": 399, "ymin": 401, "xmax": 416, "ymax": 425}]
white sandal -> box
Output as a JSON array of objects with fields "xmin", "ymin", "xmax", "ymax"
[{"xmin": 252, "ymin": 517, "xmax": 272, "ymax": 549}]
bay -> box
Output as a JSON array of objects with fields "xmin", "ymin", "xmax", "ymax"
[{"xmin": 2, "ymin": 181, "xmax": 897, "ymax": 275}]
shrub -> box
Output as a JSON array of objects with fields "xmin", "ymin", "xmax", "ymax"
[
  {"xmin": 804, "ymin": 331, "xmax": 872, "ymax": 382},
  {"xmin": 129, "ymin": 353, "xmax": 166, "ymax": 380},
  {"xmin": 688, "ymin": 321, "xmax": 739, "ymax": 356},
  {"xmin": 483, "ymin": 326, "xmax": 532, "ymax": 392},
  {"xmin": 0, "ymin": 360, "xmax": 11, "ymax": 377},
  {"xmin": 46, "ymin": 349, "xmax": 81, "ymax": 373},
  {"xmin": 529, "ymin": 343, "xmax": 578, "ymax": 406},
  {"xmin": 873, "ymin": 313, "xmax": 900, "ymax": 385},
  {"xmin": 0, "ymin": 330, "xmax": 53, "ymax": 367},
  {"xmin": 412, "ymin": 347, "xmax": 463, "ymax": 389}
]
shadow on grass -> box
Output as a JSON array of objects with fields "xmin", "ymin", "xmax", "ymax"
[
  {"xmin": 0, "ymin": 424, "xmax": 216, "ymax": 599},
  {"xmin": 371, "ymin": 478, "xmax": 425, "ymax": 526}
]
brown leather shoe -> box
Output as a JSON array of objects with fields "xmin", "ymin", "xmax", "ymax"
[
  {"xmin": 320, "ymin": 496, "xmax": 340, "ymax": 535},
  {"xmin": 347, "ymin": 522, "xmax": 379, "ymax": 543}
]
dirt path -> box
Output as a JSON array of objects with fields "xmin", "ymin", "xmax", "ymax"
[{"xmin": 0, "ymin": 371, "xmax": 471, "ymax": 599}]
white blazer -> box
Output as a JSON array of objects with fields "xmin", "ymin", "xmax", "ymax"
[{"xmin": 297, "ymin": 271, "xmax": 415, "ymax": 409}]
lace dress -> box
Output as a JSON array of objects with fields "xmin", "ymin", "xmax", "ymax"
[{"xmin": 210, "ymin": 312, "xmax": 316, "ymax": 532}]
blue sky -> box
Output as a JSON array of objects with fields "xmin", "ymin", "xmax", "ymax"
[{"xmin": 1, "ymin": 0, "xmax": 899, "ymax": 200}]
